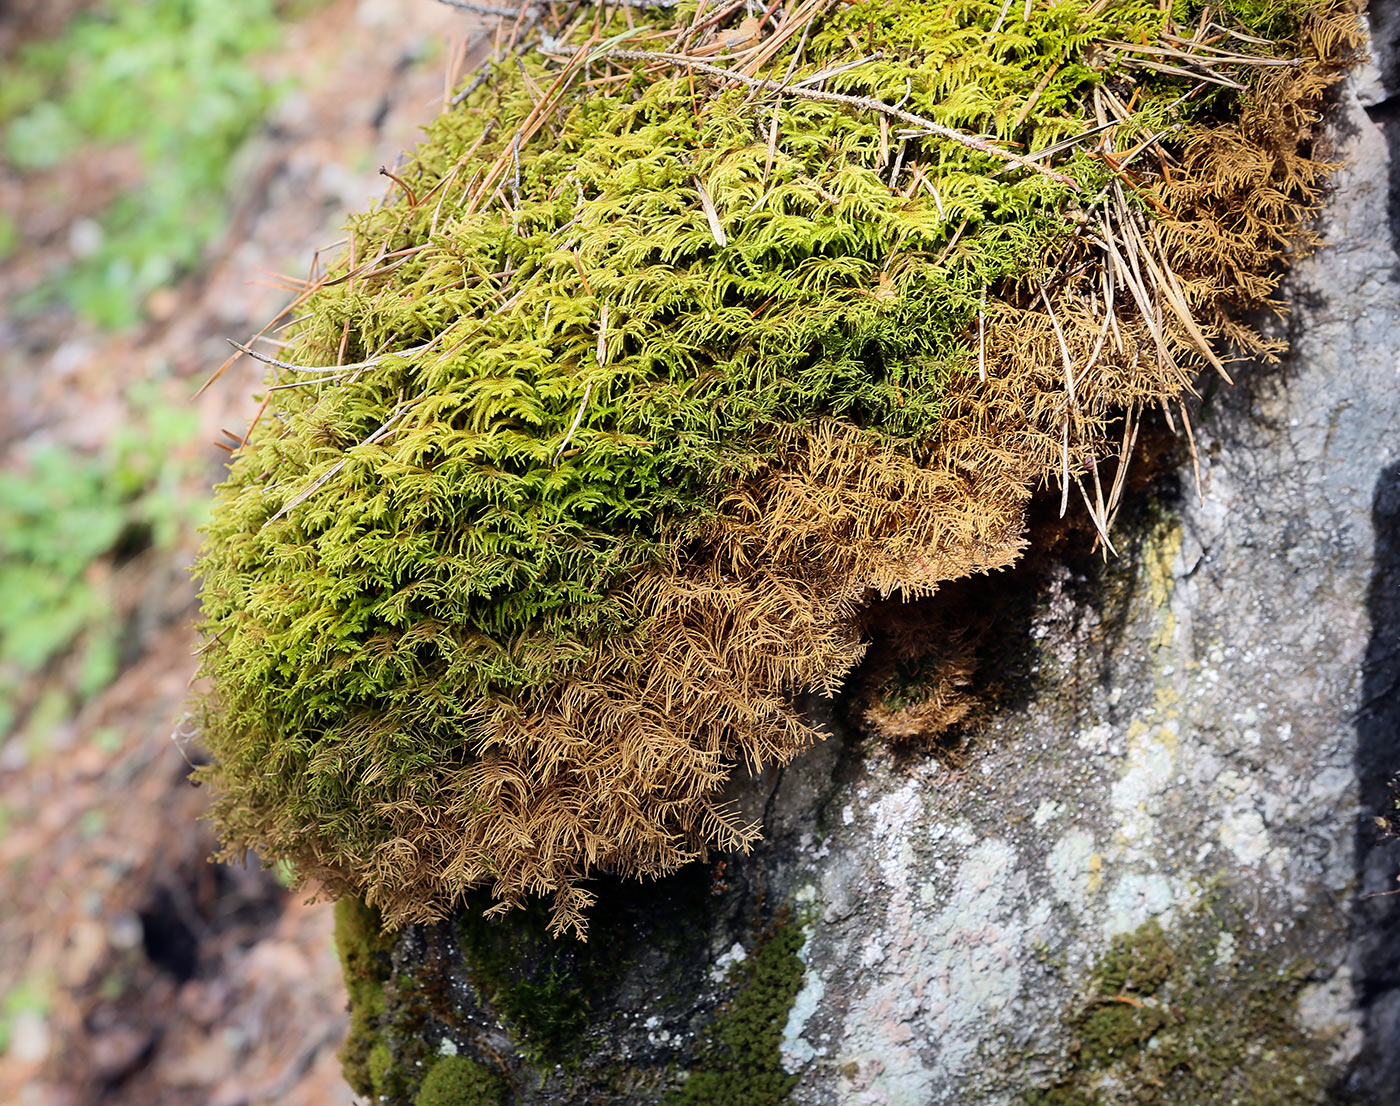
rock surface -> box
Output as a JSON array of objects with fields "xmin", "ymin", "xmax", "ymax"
[{"xmin": 363, "ymin": 17, "xmax": 1400, "ymax": 1106}]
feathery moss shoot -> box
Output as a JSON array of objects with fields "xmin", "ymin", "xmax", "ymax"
[{"xmin": 196, "ymin": 0, "xmax": 1358, "ymax": 935}]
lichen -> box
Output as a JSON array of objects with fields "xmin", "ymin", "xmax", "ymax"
[
  {"xmin": 663, "ymin": 913, "xmax": 805, "ymax": 1106},
  {"xmin": 193, "ymin": 0, "xmax": 1360, "ymax": 935}
]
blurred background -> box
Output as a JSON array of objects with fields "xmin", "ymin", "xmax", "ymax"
[{"xmin": 0, "ymin": 2, "xmax": 481, "ymax": 1102}]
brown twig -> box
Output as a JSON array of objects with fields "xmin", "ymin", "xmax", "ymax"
[
  {"xmin": 436, "ymin": 0, "xmax": 533, "ymax": 18},
  {"xmin": 379, "ymin": 165, "xmax": 421, "ymax": 206}
]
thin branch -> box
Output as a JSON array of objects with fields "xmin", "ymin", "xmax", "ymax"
[
  {"xmin": 1077, "ymin": 473, "xmax": 1117, "ymax": 555},
  {"xmin": 695, "ymin": 176, "xmax": 727, "ymax": 246},
  {"xmin": 989, "ymin": 0, "xmax": 1015, "ymax": 35},
  {"xmin": 1105, "ymin": 405, "xmax": 1140, "ymax": 529},
  {"xmin": 379, "ymin": 166, "xmax": 420, "ymax": 206},
  {"xmin": 1105, "ymin": 38, "xmax": 1298, "ymax": 66},
  {"xmin": 1003, "ymin": 120, "xmax": 1117, "ymax": 171},
  {"xmin": 1206, "ymin": 21, "xmax": 1275, "ymax": 46},
  {"xmin": 554, "ymin": 381, "xmax": 595, "ymax": 465},
  {"xmin": 1179, "ymin": 399, "xmax": 1204, "ymax": 506},
  {"xmin": 1114, "ymin": 55, "xmax": 1248, "ymax": 90},
  {"xmin": 1059, "ymin": 415, "xmax": 1071, "ymax": 519},
  {"xmin": 436, "ymin": 0, "xmax": 533, "ymax": 18},
  {"xmin": 790, "ymin": 51, "xmax": 882, "ymax": 89},
  {"xmin": 977, "ymin": 281, "xmax": 987, "ymax": 382},
  {"xmin": 1039, "ymin": 285, "xmax": 1079, "ymax": 410},
  {"xmin": 226, "ymin": 338, "xmax": 432, "ymax": 375}
]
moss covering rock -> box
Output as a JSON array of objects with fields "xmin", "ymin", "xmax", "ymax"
[
  {"xmin": 333, "ymin": 896, "xmax": 396, "ymax": 1097},
  {"xmin": 1025, "ymin": 913, "xmax": 1348, "ymax": 1105},
  {"xmin": 195, "ymin": 0, "xmax": 1359, "ymax": 935},
  {"xmin": 414, "ymin": 1056, "xmax": 508, "ymax": 1106},
  {"xmin": 663, "ymin": 914, "xmax": 805, "ymax": 1106}
]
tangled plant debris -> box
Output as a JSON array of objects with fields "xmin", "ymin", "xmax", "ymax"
[{"xmin": 195, "ymin": 0, "xmax": 1360, "ymax": 936}]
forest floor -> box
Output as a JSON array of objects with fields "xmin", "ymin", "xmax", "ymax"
[{"xmin": 0, "ymin": 2, "xmax": 483, "ymax": 1103}]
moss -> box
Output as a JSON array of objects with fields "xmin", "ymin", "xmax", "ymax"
[
  {"xmin": 333, "ymin": 896, "xmax": 397, "ymax": 1097},
  {"xmin": 375, "ymin": 965, "xmax": 443, "ymax": 1103},
  {"xmin": 1025, "ymin": 911, "xmax": 1348, "ymax": 1105},
  {"xmin": 1076, "ymin": 1002, "xmax": 1169, "ymax": 1069},
  {"xmin": 663, "ymin": 913, "xmax": 805, "ymax": 1106},
  {"xmin": 454, "ymin": 895, "xmax": 607, "ymax": 1068},
  {"xmin": 414, "ymin": 1056, "xmax": 507, "ymax": 1106},
  {"xmin": 368, "ymin": 1039, "xmax": 396, "ymax": 1095},
  {"xmin": 1093, "ymin": 920, "xmax": 1172, "ymax": 997},
  {"xmin": 193, "ymin": 0, "xmax": 1358, "ymax": 934},
  {"xmin": 1024, "ymin": 1086, "xmax": 1098, "ymax": 1106}
]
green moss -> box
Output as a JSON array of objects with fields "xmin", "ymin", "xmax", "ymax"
[
  {"xmin": 1025, "ymin": 912, "xmax": 1345, "ymax": 1105},
  {"xmin": 1093, "ymin": 920, "xmax": 1172, "ymax": 997},
  {"xmin": 333, "ymin": 897, "xmax": 397, "ymax": 1097},
  {"xmin": 334, "ymin": 895, "xmax": 444, "ymax": 1104},
  {"xmin": 663, "ymin": 914, "xmax": 805, "ymax": 1106},
  {"xmin": 368, "ymin": 1039, "xmax": 396, "ymax": 1095},
  {"xmin": 454, "ymin": 896, "xmax": 604, "ymax": 1068},
  {"xmin": 192, "ymin": 0, "xmax": 1348, "ymax": 929},
  {"xmin": 1076, "ymin": 1002, "xmax": 1169, "ymax": 1069},
  {"xmin": 1024, "ymin": 1086, "xmax": 1098, "ymax": 1106},
  {"xmin": 413, "ymin": 1056, "xmax": 507, "ymax": 1106}
]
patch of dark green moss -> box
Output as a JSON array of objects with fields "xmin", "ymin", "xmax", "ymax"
[
  {"xmin": 449, "ymin": 868, "xmax": 715, "ymax": 1073},
  {"xmin": 455, "ymin": 897, "xmax": 602, "ymax": 1068},
  {"xmin": 1024, "ymin": 1086, "xmax": 1099, "ymax": 1106},
  {"xmin": 341, "ymin": 866, "xmax": 724, "ymax": 1103},
  {"xmin": 1024, "ymin": 910, "xmax": 1354, "ymax": 1106},
  {"xmin": 1076, "ymin": 1001, "xmax": 1170, "ymax": 1070},
  {"xmin": 377, "ymin": 982, "xmax": 461, "ymax": 1102},
  {"xmin": 335, "ymin": 896, "xmax": 454, "ymax": 1104},
  {"xmin": 333, "ymin": 896, "xmax": 397, "ymax": 1097},
  {"xmin": 662, "ymin": 912, "xmax": 805, "ymax": 1106},
  {"xmin": 1069, "ymin": 920, "xmax": 1174, "ymax": 1069},
  {"xmin": 414, "ymin": 1055, "xmax": 508, "ymax": 1106},
  {"xmin": 1094, "ymin": 920, "xmax": 1173, "ymax": 996}
]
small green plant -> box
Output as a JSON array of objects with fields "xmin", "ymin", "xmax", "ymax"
[
  {"xmin": 0, "ymin": 388, "xmax": 203, "ymax": 737},
  {"xmin": 1, "ymin": 0, "xmax": 316, "ymax": 328},
  {"xmin": 413, "ymin": 1056, "xmax": 507, "ymax": 1106},
  {"xmin": 0, "ymin": 973, "xmax": 53, "ymax": 1056}
]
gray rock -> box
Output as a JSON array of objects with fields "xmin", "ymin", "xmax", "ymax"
[{"xmin": 362, "ymin": 21, "xmax": 1400, "ymax": 1106}]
